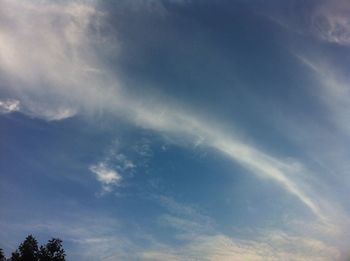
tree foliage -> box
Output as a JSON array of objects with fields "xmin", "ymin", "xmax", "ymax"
[
  {"xmin": 18, "ymin": 235, "xmax": 39, "ymax": 261},
  {"xmin": 38, "ymin": 239, "xmax": 65, "ymax": 261},
  {"xmin": 0, "ymin": 248, "xmax": 5, "ymax": 261},
  {"xmin": 1, "ymin": 235, "xmax": 66, "ymax": 261},
  {"xmin": 11, "ymin": 251, "xmax": 20, "ymax": 261}
]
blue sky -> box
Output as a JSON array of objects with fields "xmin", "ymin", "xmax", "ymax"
[{"xmin": 1, "ymin": 0, "xmax": 350, "ymax": 260}]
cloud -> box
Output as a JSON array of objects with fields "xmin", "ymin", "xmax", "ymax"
[
  {"xmin": 2, "ymin": 0, "xmax": 350, "ymax": 259},
  {"xmin": 264, "ymin": 0, "xmax": 350, "ymax": 46},
  {"xmin": 0, "ymin": 193, "xmax": 343, "ymax": 260},
  {"xmin": 133, "ymin": 106, "xmax": 324, "ymax": 219},
  {"xmin": 115, "ymin": 154, "xmax": 136, "ymax": 171},
  {"xmin": 0, "ymin": 0, "xmax": 334, "ymax": 225},
  {"xmin": 0, "ymin": 98, "xmax": 75, "ymax": 120},
  {"xmin": 23, "ymin": 103, "xmax": 77, "ymax": 121},
  {"xmin": 145, "ymin": 196, "xmax": 340, "ymax": 261},
  {"xmin": 0, "ymin": 212, "xmax": 140, "ymax": 261},
  {"xmin": 89, "ymin": 163, "xmax": 122, "ymax": 192},
  {"xmin": 89, "ymin": 145, "xmax": 137, "ymax": 193},
  {"xmin": 0, "ymin": 99, "xmax": 20, "ymax": 113},
  {"xmin": 0, "ymin": 0, "xmax": 115, "ymax": 120},
  {"xmin": 143, "ymin": 233, "xmax": 339, "ymax": 261},
  {"xmin": 311, "ymin": 0, "xmax": 350, "ymax": 46},
  {"xmin": 35, "ymin": 107, "xmax": 76, "ymax": 121},
  {"xmin": 296, "ymin": 54, "xmax": 350, "ymax": 135}
]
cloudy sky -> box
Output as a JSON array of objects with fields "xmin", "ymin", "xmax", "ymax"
[{"xmin": 1, "ymin": 0, "xmax": 350, "ymax": 260}]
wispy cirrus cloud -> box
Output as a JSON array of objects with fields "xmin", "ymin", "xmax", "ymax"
[
  {"xmin": 311, "ymin": 0, "xmax": 350, "ymax": 46},
  {"xmin": 296, "ymin": 54, "xmax": 350, "ymax": 135},
  {"xmin": 264, "ymin": 0, "xmax": 350, "ymax": 46},
  {"xmin": 0, "ymin": 212, "xmax": 138, "ymax": 261},
  {"xmin": 0, "ymin": 193, "xmax": 341, "ymax": 261},
  {"xmin": 143, "ymin": 196, "xmax": 340, "ymax": 261},
  {"xmin": 0, "ymin": 98, "xmax": 76, "ymax": 120},
  {"xmin": 143, "ymin": 233, "xmax": 339, "ymax": 261},
  {"xmin": 3, "ymin": 1, "xmax": 350, "ymax": 260},
  {"xmin": 2, "ymin": 2, "xmax": 349, "ymax": 257},
  {"xmin": 0, "ymin": 0, "xmax": 115, "ymax": 121},
  {"xmin": 0, "ymin": 0, "xmax": 331, "ymax": 221}
]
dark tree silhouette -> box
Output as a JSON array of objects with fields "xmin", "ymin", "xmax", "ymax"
[
  {"xmin": 10, "ymin": 250, "xmax": 20, "ymax": 261},
  {"xmin": 38, "ymin": 239, "xmax": 65, "ymax": 261},
  {"xmin": 1, "ymin": 235, "xmax": 66, "ymax": 261},
  {"xmin": 18, "ymin": 235, "xmax": 39, "ymax": 261},
  {"xmin": 0, "ymin": 248, "xmax": 5, "ymax": 261}
]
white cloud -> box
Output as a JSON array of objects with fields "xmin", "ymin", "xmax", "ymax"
[
  {"xmin": 0, "ymin": 99, "xmax": 20, "ymax": 113},
  {"xmin": 0, "ymin": 98, "xmax": 75, "ymax": 120},
  {"xmin": 145, "ymin": 196, "xmax": 340, "ymax": 261},
  {"xmin": 38, "ymin": 107, "xmax": 76, "ymax": 121},
  {"xmin": 0, "ymin": 213, "xmax": 139, "ymax": 261},
  {"xmin": 143, "ymin": 233, "xmax": 339, "ymax": 261},
  {"xmin": 2, "ymin": 0, "xmax": 349, "ymax": 258},
  {"xmin": 89, "ymin": 163, "xmax": 122, "ymax": 192},
  {"xmin": 24, "ymin": 104, "xmax": 77, "ymax": 121},
  {"xmin": 132, "ymin": 105, "xmax": 324, "ymax": 219},
  {"xmin": 0, "ymin": 0, "xmax": 341, "ymax": 233},
  {"xmin": 296, "ymin": 54, "xmax": 350, "ymax": 135},
  {"xmin": 0, "ymin": 194, "xmax": 343, "ymax": 260},
  {"xmin": 0, "ymin": 0, "xmax": 327, "ymax": 219},
  {"xmin": 89, "ymin": 147, "xmax": 136, "ymax": 193},
  {"xmin": 0, "ymin": 0, "xmax": 117, "ymax": 121}
]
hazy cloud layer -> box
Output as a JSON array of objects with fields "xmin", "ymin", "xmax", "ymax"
[
  {"xmin": 1, "ymin": 0, "xmax": 350, "ymax": 259},
  {"xmin": 266, "ymin": 0, "xmax": 350, "ymax": 46},
  {"xmin": 0, "ymin": 0, "xmax": 325, "ymax": 218},
  {"xmin": 143, "ymin": 196, "xmax": 340, "ymax": 261},
  {"xmin": 311, "ymin": 0, "xmax": 350, "ymax": 45}
]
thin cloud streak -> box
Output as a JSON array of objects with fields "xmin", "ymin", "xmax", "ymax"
[
  {"xmin": 296, "ymin": 54, "xmax": 350, "ymax": 135},
  {"xmin": 132, "ymin": 105, "xmax": 324, "ymax": 218}
]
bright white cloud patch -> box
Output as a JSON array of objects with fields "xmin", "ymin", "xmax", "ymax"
[
  {"xmin": 90, "ymin": 163, "xmax": 122, "ymax": 192},
  {"xmin": 0, "ymin": 99, "xmax": 20, "ymax": 114},
  {"xmin": 0, "ymin": 98, "xmax": 75, "ymax": 120},
  {"xmin": 0, "ymin": 0, "xmax": 114, "ymax": 121}
]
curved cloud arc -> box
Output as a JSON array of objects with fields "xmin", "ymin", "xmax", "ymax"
[{"xmin": 0, "ymin": 0, "xmax": 325, "ymax": 221}]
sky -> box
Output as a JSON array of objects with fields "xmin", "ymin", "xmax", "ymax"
[{"xmin": 1, "ymin": 0, "xmax": 350, "ymax": 260}]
